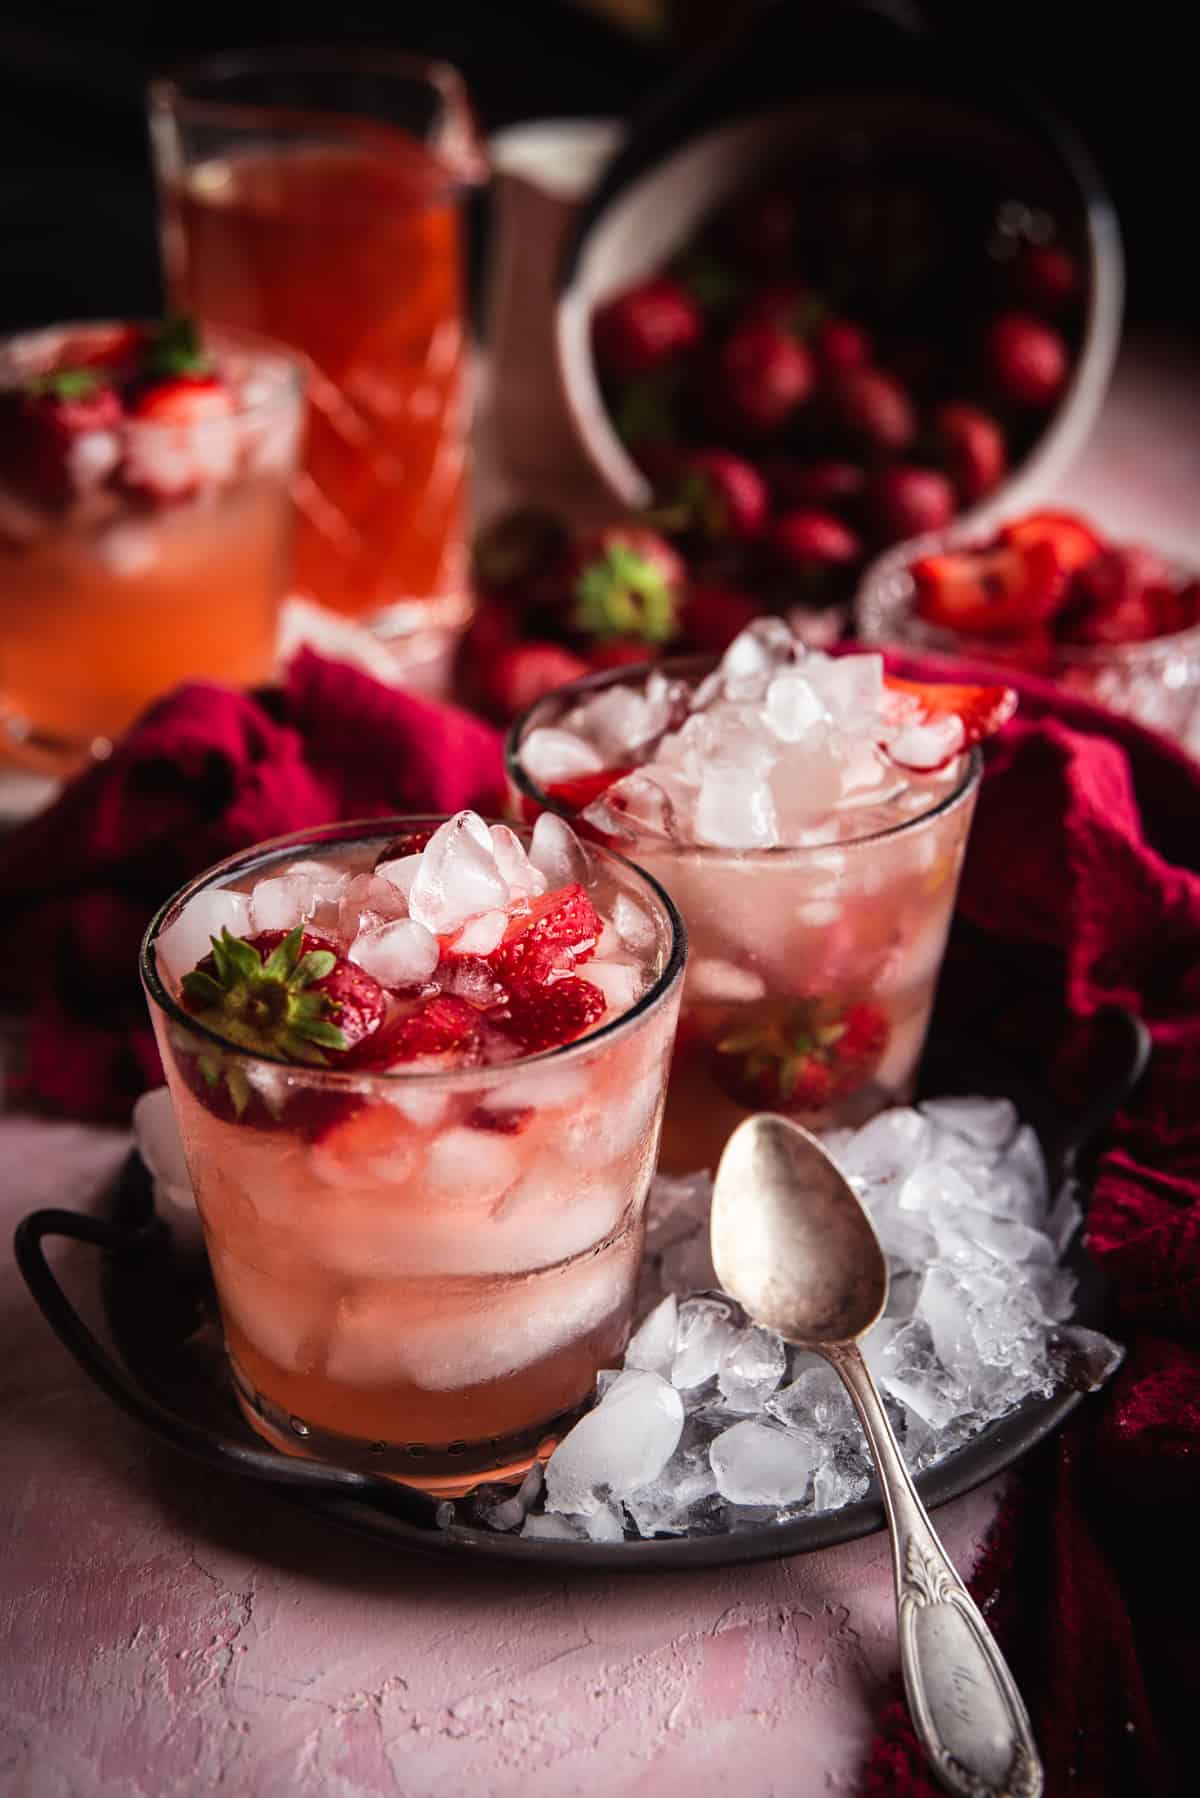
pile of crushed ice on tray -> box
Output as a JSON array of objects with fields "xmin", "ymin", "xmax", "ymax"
[{"xmin": 460, "ymin": 1096, "xmax": 1123, "ymax": 1542}]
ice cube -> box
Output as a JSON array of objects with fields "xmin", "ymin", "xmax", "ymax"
[
  {"xmin": 521, "ymin": 1513, "xmax": 587, "ymax": 1541},
  {"xmin": 381, "ymin": 1084, "xmax": 449, "ymax": 1130},
  {"xmin": 94, "ymin": 520, "xmax": 156, "ymax": 575},
  {"xmin": 764, "ymin": 669, "xmax": 827, "ymax": 742},
  {"xmin": 442, "ymin": 956, "xmax": 508, "ymax": 1007},
  {"xmin": 611, "ymin": 892, "xmax": 657, "ymax": 953},
  {"xmin": 408, "ymin": 812, "xmax": 509, "ymax": 935},
  {"xmin": 133, "ymin": 1087, "xmax": 194, "ymax": 1212},
  {"xmin": 544, "ymin": 1369, "xmax": 684, "ymax": 1515},
  {"xmin": 484, "ymin": 1167, "xmax": 627, "ymax": 1272},
  {"xmin": 246, "ymin": 874, "xmax": 314, "ymax": 935},
  {"xmin": 582, "ymin": 1501, "xmax": 627, "ymax": 1543},
  {"xmin": 719, "ymin": 619, "xmax": 798, "ymax": 684},
  {"xmin": 767, "ymin": 1365, "xmax": 858, "ymax": 1438},
  {"xmin": 528, "ymin": 812, "xmax": 590, "ymax": 889},
  {"xmin": 887, "ymin": 713, "xmax": 965, "ymax": 771},
  {"xmin": 709, "ymin": 1421, "xmax": 816, "ymax": 1506},
  {"xmin": 156, "ymin": 887, "xmax": 252, "ymax": 981},
  {"xmin": 686, "ymin": 958, "xmax": 767, "ymax": 1004},
  {"xmin": 834, "ymin": 1107, "xmax": 932, "ymax": 1198},
  {"xmin": 811, "ymin": 1463, "xmax": 870, "ymax": 1512},
  {"xmin": 808, "ymin": 652, "xmax": 884, "ymax": 724},
  {"xmin": 875, "ymin": 1319, "xmax": 965, "ymax": 1429},
  {"xmin": 671, "ymin": 1297, "xmax": 740, "ymax": 1389},
  {"xmin": 717, "ymin": 1326, "xmax": 787, "ymax": 1412},
  {"xmin": 424, "ymin": 1127, "xmax": 519, "ymax": 1204},
  {"xmin": 210, "ymin": 1247, "xmax": 325, "ymax": 1374},
  {"xmin": 571, "ymin": 685, "xmax": 663, "ymax": 763},
  {"xmin": 520, "ymin": 727, "xmax": 604, "ymax": 787},
  {"xmin": 375, "ymin": 854, "xmax": 422, "ymax": 900},
  {"xmin": 337, "ymin": 872, "xmax": 410, "ymax": 941},
  {"xmin": 481, "ymin": 1463, "xmax": 544, "ymax": 1532},
  {"xmin": 694, "ymin": 768, "xmax": 778, "ymax": 849},
  {"xmin": 625, "ymin": 1294, "xmax": 678, "ymax": 1376},
  {"xmin": 920, "ymin": 1096, "xmax": 1019, "ymax": 1152},
  {"xmin": 489, "ymin": 825, "xmax": 547, "ymax": 902},
  {"xmin": 326, "ymin": 1237, "xmax": 632, "ymax": 1390},
  {"xmin": 583, "ymin": 770, "xmax": 685, "ymax": 842},
  {"xmin": 585, "ymin": 957, "xmax": 645, "ymax": 1016},
  {"xmin": 559, "ymin": 1071, "xmax": 661, "ymax": 1166},
  {"xmin": 349, "ymin": 918, "xmax": 440, "ymax": 988},
  {"xmin": 447, "ymin": 910, "xmax": 507, "ymax": 956},
  {"xmin": 624, "ymin": 1432, "xmax": 720, "ymax": 1537}
]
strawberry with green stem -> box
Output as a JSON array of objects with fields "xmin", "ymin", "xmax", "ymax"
[
  {"xmin": 712, "ymin": 997, "xmax": 889, "ymax": 1112},
  {"xmin": 567, "ymin": 525, "xmax": 685, "ymax": 645}
]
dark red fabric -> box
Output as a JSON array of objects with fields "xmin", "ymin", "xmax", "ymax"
[
  {"xmin": 0, "ymin": 652, "xmax": 504, "ymax": 1121},
  {"xmin": 859, "ymin": 654, "xmax": 1200, "ymax": 1798}
]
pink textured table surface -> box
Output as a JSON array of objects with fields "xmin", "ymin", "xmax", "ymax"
[{"xmin": 3, "ymin": 332, "xmax": 1199, "ymax": 1798}]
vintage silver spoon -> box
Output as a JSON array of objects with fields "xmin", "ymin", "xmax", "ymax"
[{"xmin": 711, "ymin": 1113, "xmax": 1043, "ymax": 1798}]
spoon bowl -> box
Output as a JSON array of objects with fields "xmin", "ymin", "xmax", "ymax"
[{"xmin": 710, "ymin": 1113, "xmax": 886, "ymax": 1344}]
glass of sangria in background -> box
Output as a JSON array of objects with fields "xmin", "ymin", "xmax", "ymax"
[
  {"xmin": 150, "ymin": 54, "xmax": 485, "ymax": 693},
  {"xmin": 507, "ymin": 625, "xmax": 1007, "ymax": 1175},
  {"xmin": 0, "ymin": 316, "xmax": 302, "ymax": 773},
  {"xmin": 142, "ymin": 811, "xmax": 685, "ymax": 1493}
]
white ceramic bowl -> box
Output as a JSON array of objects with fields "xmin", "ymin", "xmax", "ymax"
[{"xmin": 555, "ymin": 93, "xmax": 1123, "ymax": 524}]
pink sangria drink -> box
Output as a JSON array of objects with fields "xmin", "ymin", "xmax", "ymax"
[
  {"xmin": 141, "ymin": 813, "xmax": 684, "ymax": 1493},
  {"xmin": 508, "ymin": 623, "xmax": 1013, "ymax": 1174},
  {"xmin": 0, "ymin": 317, "xmax": 302, "ymax": 771}
]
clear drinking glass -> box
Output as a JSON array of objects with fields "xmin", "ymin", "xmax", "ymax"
[
  {"xmin": 141, "ymin": 817, "xmax": 685, "ymax": 1494},
  {"xmin": 507, "ymin": 660, "xmax": 981, "ymax": 1176},
  {"xmin": 149, "ymin": 53, "xmax": 486, "ymax": 692},
  {"xmin": 0, "ymin": 320, "xmax": 303, "ymax": 773}
]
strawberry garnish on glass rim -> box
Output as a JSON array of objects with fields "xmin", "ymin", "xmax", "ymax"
[{"xmin": 881, "ymin": 674, "xmax": 1018, "ymax": 768}]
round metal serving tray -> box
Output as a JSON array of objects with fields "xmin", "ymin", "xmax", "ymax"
[{"xmin": 14, "ymin": 1009, "xmax": 1147, "ymax": 1571}]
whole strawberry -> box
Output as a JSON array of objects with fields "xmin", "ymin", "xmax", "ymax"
[
  {"xmin": 652, "ymin": 448, "xmax": 768, "ymax": 540},
  {"xmin": 593, "ymin": 277, "xmax": 703, "ymax": 379},
  {"xmin": 1015, "ymin": 244, "xmax": 1080, "ymax": 314},
  {"xmin": 867, "ymin": 466, "xmax": 956, "ymax": 545},
  {"xmin": 828, "ymin": 366, "xmax": 916, "ymax": 453},
  {"xmin": 182, "ymin": 925, "xmax": 386, "ymax": 1066},
  {"xmin": 712, "ymin": 997, "xmax": 889, "ymax": 1112},
  {"xmin": 566, "ymin": 524, "xmax": 686, "ymax": 644},
  {"xmin": 985, "ymin": 312, "xmax": 1069, "ymax": 409},
  {"xmin": 934, "ymin": 403, "xmax": 1008, "ymax": 505},
  {"xmin": 812, "ymin": 317, "xmax": 872, "ymax": 377},
  {"xmin": 486, "ymin": 641, "xmax": 591, "ymax": 723},
  {"xmin": 763, "ymin": 458, "xmax": 866, "ymax": 511},
  {"xmin": 770, "ymin": 508, "xmax": 863, "ymax": 577},
  {"xmin": 712, "ymin": 320, "xmax": 815, "ymax": 436}
]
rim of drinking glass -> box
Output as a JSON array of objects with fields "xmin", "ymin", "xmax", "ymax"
[
  {"xmin": 140, "ymin": 815, "xmax": 688, "ymax": 1088},
  {"xmin": 0, "ymin": 318, "xmax": 305, "ymax": 428},
  {"xmin": 505, "ymin": 654, "xmax": 984, "ymax": 860},
  {"xmin": 148, "ymin": 48, "xmax": 487, "ymax": 185}
]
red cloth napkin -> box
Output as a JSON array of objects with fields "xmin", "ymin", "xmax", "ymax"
[
  {"xmin": 861, "ymin": 656, "xmax": 1200, "ymax": 1798},
  {"xmin": 0, "ymin": 651, "xmax": 504, "ymax": 1121}
]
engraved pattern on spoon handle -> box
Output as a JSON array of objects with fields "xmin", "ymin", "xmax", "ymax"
[{"xmin": 824, "ymin": 1343, "xmax": 1043, "ymax": 1798}]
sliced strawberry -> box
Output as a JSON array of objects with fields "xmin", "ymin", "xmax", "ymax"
[
  {"xmin": 998, "ymin": 511, "xmax": 1104, "ymax": 575},
  {"xmin": 495, "ymin": 976, "xmax": 608, "ymax": 1053},
  {"xmin": 911, "ymin": 539, "xmax": 1065, "ymax": 637},
  {"xmin": 711, "ymin": 997, "xmax": 888, "ymax": 1112},
  {"xmin": 540, "ymin": 766, "xmax": 635, "ymax": 817},
  {"xmin": 465, "ymin": 1104, "xmax": 535, "ymax": 1135},
  {"xmin": 882, "ymin": 674, "xmax": 1018, "ymax": 750},
  {"xmin": 131, "ymin": 372, "xmax": 234, "ymax": 430},
  {"xmin": 490, "ymin": 883, "xmax": 601, "ymax": 985},
  {"xmin": 371, "ymin": 993, "xmax": 482, "ymax": 1067},
  {"xmin": 1055, "ymin": 546, "xmax": 1175, "ymax": 646},
  {"xmin": 0, "ymin": 377, "xmax": 123, "ymax": 509},
  {"xmin": 126, "ymin": 372, "xmax": 237, "ymax": 501}
]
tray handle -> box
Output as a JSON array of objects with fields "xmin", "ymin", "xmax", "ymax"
[{"xmin": 13, "ymin": 1207, "xmax": 441, "ymax": 1528}]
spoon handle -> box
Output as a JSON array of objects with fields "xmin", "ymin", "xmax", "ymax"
[{"xmin": 825, "ymin": 1343, "xmax": 1043, "ymax": 1798}]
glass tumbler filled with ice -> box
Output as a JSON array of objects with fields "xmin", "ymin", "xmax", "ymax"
[
  {"xmin": 508, "ymin": 623, "xmax": 1014, "ymax": 1174},
  {"xmin": 141, "ymin": 812, "xmax": 685, "ymax": 1493}
]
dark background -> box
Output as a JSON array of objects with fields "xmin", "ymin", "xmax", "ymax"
[{"xmin": 0, "ymin": 0, "xmax": 1189, "ymax": 335}]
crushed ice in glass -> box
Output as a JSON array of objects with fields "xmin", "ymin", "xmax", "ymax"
[
  {"xmin": 460, "ymin": 1096, "xmax": 1123, "ymax": 1543},
  {"xmin": 518, "ymin": 621, "xmax": 968, "ymax": 851}
]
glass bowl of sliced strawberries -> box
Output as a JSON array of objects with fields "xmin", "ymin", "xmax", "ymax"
[{"xmin": 856, "ymin": 509, "xmax": 1200, "ymax": 751}]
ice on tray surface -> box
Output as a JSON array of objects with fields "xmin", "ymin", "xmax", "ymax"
[{"xmin": 464, "ymin": 1095, "xmax": 1123, "ymax": 1542}]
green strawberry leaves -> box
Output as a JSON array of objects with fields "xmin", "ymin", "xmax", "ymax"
[
  {"xmin": 573, "ymin": 543, "xmax": 680, "ymax": 643},
  {"xmin": 182, "ymin": 924, "xmax": 348, "ymax": 1065}
]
